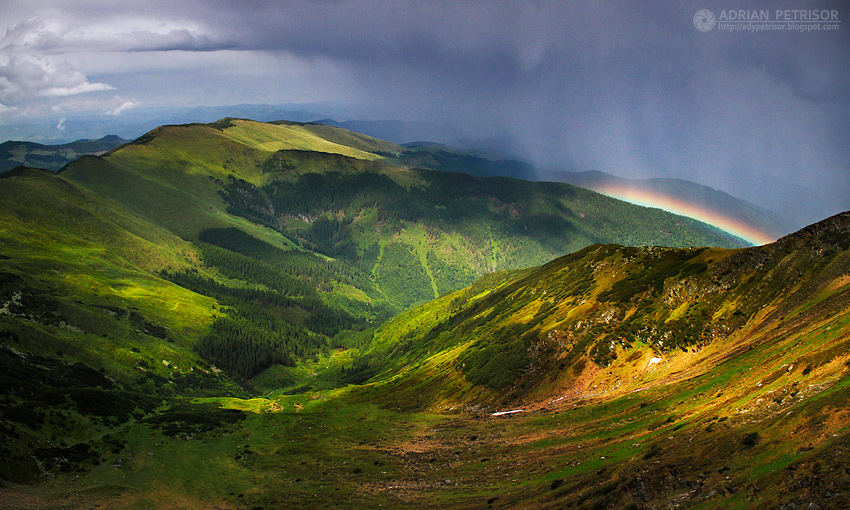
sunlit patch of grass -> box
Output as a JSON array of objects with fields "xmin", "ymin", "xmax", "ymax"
[
  {"xmin": 296, "ymin": 121, "xmax": 405, "ymax": 156},
  {"xmin": 222, "ymin": 120, "xmax": 383, "ymax": 160}
]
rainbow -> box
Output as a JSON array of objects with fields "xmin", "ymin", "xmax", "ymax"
[{"xmin": 594, "ymin": 185, "xmax": 777, "ymax": 246}]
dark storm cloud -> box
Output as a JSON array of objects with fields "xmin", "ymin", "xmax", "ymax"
[
  {"xmin": 196, "ymin": 0, "xmax": 846, "ymax": 102},
  {"xmin": 1, "ymin": 0, "xmax": 848, "ymax": 227}
]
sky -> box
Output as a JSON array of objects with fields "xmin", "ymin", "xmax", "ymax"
[{"xmin": 1, "ymin": 0, "xmax": 848, "ymax": 229}]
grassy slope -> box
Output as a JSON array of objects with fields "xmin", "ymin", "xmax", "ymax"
[
  {"xmin": 274, "ymin": 119, "xmax": 406, "ymax": 156},
  {"xmin": 328, "ymin": 212, "xmax": 850, "ymax": 508},
  {"xmin": 59, "ymin": 118, "xmax": 393, "ymax": 237},
  {"xmin": 0, "ymin": 168, "xmax": 215, "ymax": 341},
  {"xmin": 393, "ymin": 146, "xmax": 791, "ymax": 242},
  {"xmin": 0, "ymin": 168, "xmax": 244, "ymax": 483},
  {"xmin": 355, "ymin": 212, "xmax": 847, "ymax": 395},
  {"xmin": 1, "ymin": 213, "xmax": 845, "ymax": 509},
  {"xmin": 0, "ymin": 156, "xmax": 388, "ymax": 484}
]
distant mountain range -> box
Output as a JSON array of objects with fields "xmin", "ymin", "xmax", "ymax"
[
  {"xmin": 2, "ymin": 104, "xmax": 833, "ymax": 234},
  {"xmin": 543, "ymin": 170, "xmax": 791, "ymax": 245},
  {"xmin": 1, "ymin": 113, "xmax": 797, "ymax": 243},
  {"xmin": 309, "ymin": 120, "xmax": 794, "ymax": 242},
  {"xmin": 0, "ymin": 135, "xmax": 128, "ymax": 172},
  {"xmin": 394, "ymin": 143, "xmax": 792, "ymax": 244}
]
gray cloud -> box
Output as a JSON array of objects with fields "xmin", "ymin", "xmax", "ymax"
[{"xmin": 0, "ymin": 11, "xmax": 230, "ymax": 110}]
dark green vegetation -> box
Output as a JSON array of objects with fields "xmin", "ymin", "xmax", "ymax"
[
  {"xmin": 0, "ymin": 135, "xmax": 127, "ymax": 172},
  {"xmin": 395, "ymin": 145, "xmax": 792, "ymax": 241},
  {"xmin": 0, "ymin": 118, "xmax": 847, "ymax": 509},
  {"xmin": 537, "ymin": 169, "xmax": 792, "ymax": 241}
]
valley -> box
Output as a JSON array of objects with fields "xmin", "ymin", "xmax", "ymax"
[{"xmin": 0, "ymin": 119, "xmax": 848, "ymax": 509}]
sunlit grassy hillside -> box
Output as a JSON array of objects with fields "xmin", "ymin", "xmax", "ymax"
[{"xmin": 1, "ymin": 207, "xmax": 846, "ymax": 509}]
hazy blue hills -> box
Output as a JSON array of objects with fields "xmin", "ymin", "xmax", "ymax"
[{"xmin": 0, "ymin": 135, "xmax": 128, "ymax": 173}]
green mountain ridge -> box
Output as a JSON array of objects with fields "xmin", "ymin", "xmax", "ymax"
[
  {"xmin": 314, "ymin": 117, "xmax": 791, "ymax": 239},
  {"xmin": 60, "ymin": 118, "xmax": 747, "ymax": 309},
  {"xmin": 541, "ymin": 170, "xmax": 792, "ymax": 240},
  {"xmin": 0, "ymin": 118, "xmax": 846, "ymax": 509},
  {"xmin": 357, "ymin": 211, "xmax": 850, "ymax": 402}
]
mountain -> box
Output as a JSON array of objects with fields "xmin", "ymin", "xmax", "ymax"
[
  {"xmin": 395, "ymin": 144, "xmax": 793, "ymax": 245},
  {"xmin": 545, "ymin": 170, "xmax": 792, "ymax": 244},
  {"xmin": 0, "ymin": 118, "xmax": 745, "ymax": 391},
  {"xmin": 330, "ymin": 211, "xmax": 849, "ymax": 509},
  {"xmin": 0, "ymin": 135, "xmax": 128, "ymax": 173},
  {"xmin": 0, "ymin": 116, "xmax": 745, "ymax": 401},
  {"xmin": 58, "ymin": 118, "xmax": 745, "ymax": 310},
  {"xmin": 301, "ymin": 117, "xmax": 795, "ymax": 244},
  {"xmin": 2, "ymin": 117, "xmax": 789, "ymax": 246},
  {"xmin": 0, "ymin": 106, "xmax": 825, "ymax": 236},
  {"xmin": 2, "ymin": 118, "xmax": 845, "ymax": 508}
]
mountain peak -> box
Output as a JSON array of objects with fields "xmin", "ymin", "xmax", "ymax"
[{"xmin": 97, "ymin": 134, "xmax": 125, "ymax": 143}]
